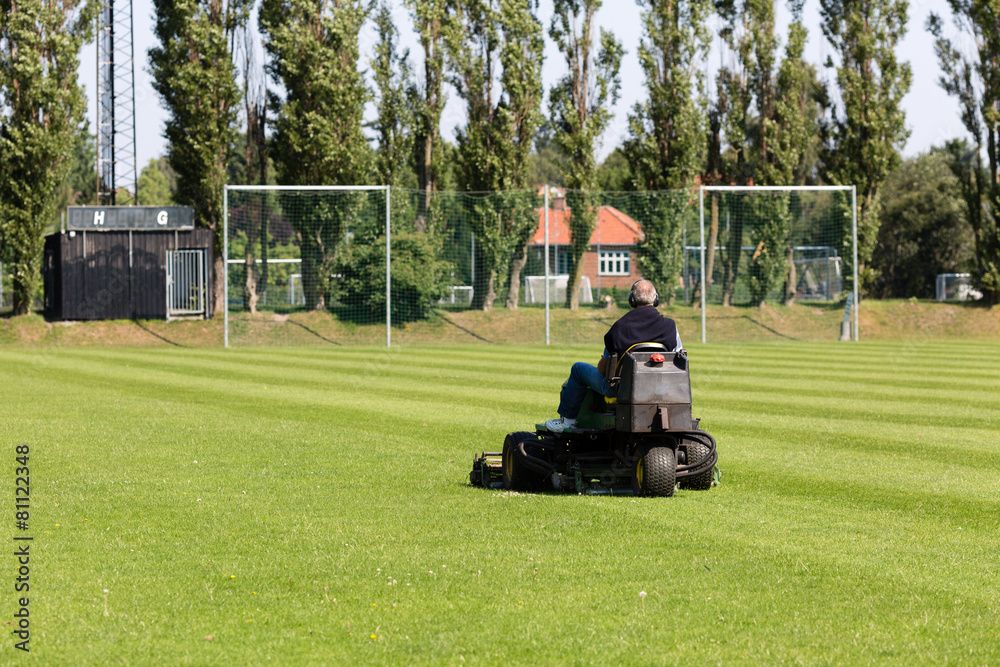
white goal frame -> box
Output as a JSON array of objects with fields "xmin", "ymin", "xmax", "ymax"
[
  {"xmin": 698, "ymin": 185, "xmax": 859, "ymax": 343},
  {"xmin": 222, "ymin": 185, "xmax": 391, "ymax": 348}
]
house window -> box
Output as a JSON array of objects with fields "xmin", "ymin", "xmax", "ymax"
[
  {"xmin": 599, "ymin": 250, "xmax": 630, "ymax": 276},
  {"xmin": 556, "ymin": 250, "xmax": 573, "ymax": 275}
]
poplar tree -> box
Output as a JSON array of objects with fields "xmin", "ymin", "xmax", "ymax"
[
  {"xmin": 150, "ymin": 0, "xmax": 249, "ymax": 316},
  {"xmin": 820, "ymin": 0, "xmax": 911, "ymax": 293},
  {"xmin": 406, "ymin": 0, "xmax": 452, "ymax": 231},
  {"xmin": 371, "ymin": 2, "xmax": 413, "ymax": 188},
  {"xmin": 928, "ymin": 5, "xmax": 1000, "ymax": 302},
  {"xmin": 260, "ymin": 0, "xmax": 371, "ymax": 310},
  {"xmin": 448, "ymin": 0, "xmax": 543, "ymax": 311},
  {"xmin": 623, "ymin": 0, "xmax": 711, "ymax": 305},
  {"xmin": 549, "ymin": 0, "xmax": 624, "ymax": 309},
  {"xmin": 0, "ymin": 0, "xmax": 97, "ymax": 314},
  {"xmin": 715, "ymin": 0, "xmax": 818, "ymax": 306}
]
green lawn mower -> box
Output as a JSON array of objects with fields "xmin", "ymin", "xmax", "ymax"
[{"xmin": 470, "ymin": 345, "xmax": 718, "ymax": 497}]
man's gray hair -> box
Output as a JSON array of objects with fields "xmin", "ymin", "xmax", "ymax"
[{"xmin": 632, "ymin": 279, "xmax": 658, "ymax": 306}]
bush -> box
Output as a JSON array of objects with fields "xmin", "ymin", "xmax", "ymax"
[{"xmin": 334, "ymin": 231, "xmax": 452, "ymax": 324}]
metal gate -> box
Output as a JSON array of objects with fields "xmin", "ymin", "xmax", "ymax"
[{"xmin": 166, "ymin": 249, "xmax": 206, "ymax": 319}]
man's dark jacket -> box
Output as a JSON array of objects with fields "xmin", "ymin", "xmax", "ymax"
[{"xmin": 603, "ymin": 306, "xmax": 679, "ymax": 359}]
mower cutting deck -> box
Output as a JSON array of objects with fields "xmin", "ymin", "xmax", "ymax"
[{"xmin": 470, "ymin": 347, "xmax": 718, "ymax": 497}]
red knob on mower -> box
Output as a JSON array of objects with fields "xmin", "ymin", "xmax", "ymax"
[{"xmin": 650, "ymin": 353, "xmax": 665, "ymax": 363}]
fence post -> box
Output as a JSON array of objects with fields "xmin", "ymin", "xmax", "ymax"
[
  {"xmin": 851, "ymin": 185, "xmax": 859, "ymax": 342},
  {"xmin": 699, "ymin": 187, "xmax": 706, "ymax": 344},
  {"xmin": 544, "ymin": 184, "xmax": 550, "ymax": 346},
  {"xmin": 386, "ymin": 185, "xmax": 391, "ymax": 348},
  {"xmin": 223, "ymin": 185, "xmax": 229, "ymax": 349}
]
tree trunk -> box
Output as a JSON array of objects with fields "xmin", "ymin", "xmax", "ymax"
[
  {"xmin": 721, "ymin": 213, "xmax": 744, "ymax": 307},
  {"xmin": 506, "ymin": 242, "xmax": 528, "ymax": 309},
  {"xmin": 244, "ymin": 240, "xmax": 259, "ymax": 315},
  {"xmin": 784, "ymin": 245, "xmax": 796, "ymax": 306},
  {"xmin": 691, "ymin": 193, "xmax": 720, "ymax": 305},
  {"xmin": 564, "ymin": 247, "xmax": 586, "ymax": 309},
  {"xmin": 213, "ymin": 253, "xmax": 226, "ymax": 318}
]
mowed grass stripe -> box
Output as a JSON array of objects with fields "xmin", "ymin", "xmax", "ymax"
[{"xmin": 1, "ymin": 343, "xmax": 998, "ymax": 664}]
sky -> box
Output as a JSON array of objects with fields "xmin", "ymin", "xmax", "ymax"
[{"xmin": 77, "ymin": 0, "xmax": 969, "ymax": 177}]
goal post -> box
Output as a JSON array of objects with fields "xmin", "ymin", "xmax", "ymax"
[{"xmin": 697, "ymin": 185, "xmax": 858, "ymax": 343}]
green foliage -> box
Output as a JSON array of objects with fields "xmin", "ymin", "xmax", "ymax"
[
  {"xmin": 370, "ymin": 3, "xmax": 416, "ymax": 188},
  {"xmin": 712, "ymin": 2, "xmax": 821, "ymax": 306},
  {"xmin": 624, "ymin": 0, "xmax": 709, "ymax": 305},
  {"xmin": 872, "ymin": 149, "xmax": 974, "ymax": 299},
  {"xmin": 820, "ymin": 0, "xmax": 911, "ymax": 293},
  {"xmin": 0, "ymin": 0, "xmax": 96, "ymax": 313},
  {"xmin": 630, "ymin": 190, "xmax": 691, "ymax": 301},
  {"xmin": 528, "ymin": 124, "xmax": 568, "ymax": 188},
  {"xmin": 150, "ymin": 0, "xmax": 248, "ymax": 315},
  {"xmin": 406, "ymin": 0, "xmax": 452, "ymax": 228},
  {"xmin": 746, "ymin": 192, "xmax": 792, "ymax": 305},
  {"xmin": 448, "ymin": 0, "xmax": 544, "ymax": 310},
  {"xmin": 136, "ymin": 158, "xmax": 177, "ymax": 207},
  {"xmin": 334, "ymin": 230, "xmax": 451, "ymax": 324},
  {"xmin": 260, "ymin": 0, "xmax": 372, "ymax": 310},
  {"xmin": 625, "ymin": 0, "xmax": 710, "ymax": 191},
  {"xmin": 549, "ymin": 0, "xmax": 623, "ymax": 308},
  {"xmin": 52, "ymin": 128, "xmax": 98, "ymax": 230},
  {"xmin": 928, "ymin": 6, "xmax": 1000, "ymax": 303},
  {"xmin": 595, "ymin": 147, "xmax": 633, "ymax": 192}
]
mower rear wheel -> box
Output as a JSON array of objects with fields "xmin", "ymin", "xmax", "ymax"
[
  {"xmin": 632, "ymin": 446, "xmax": 676, "ymax": 497},
  {"xmin": 502, "ymin": 432, "xmax": 546, "ymax": 491},
  {"xmin": 680, "ymin": 442, "xmax": 714, "ymax": 490}
]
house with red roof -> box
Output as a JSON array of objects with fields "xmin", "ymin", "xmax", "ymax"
[{"xmin": 529, "ymin": 192, "xmax": 645, "ymax": 292}]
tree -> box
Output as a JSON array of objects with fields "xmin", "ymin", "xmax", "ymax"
[
  {"xmin": 549, "ymin": 0, "xmax": 624, "ymax": 309},
  {"xmin": 928, "ymin": 6, "xmax": 1000, "ymax": 302},
  {"xmin": 447, "ymin": 0, "xmax": 544, "ymax": 311},
  {"xmin": 260, "ymin": 0, "xmax": 371, "ymax": 310},
  {"xmin": 623, "ymin": 0, "xmax": 711, "ymax": 305},
  {"xmin": 820, "ymin": 0, "xmax": 911, "ymax": 294},
  {"xmin": 53, "ymin": 127, "xmax": 99, "ymax": 229},
  {"xmin": 0, "ymin": 0, "xmax": 97, "ymax": 314},
  {"xmin": 137, "ymin": 158, "xmax": 176, "ymax": 206},
  {"xmin": 406, "ymin": 0, "xmax": 452, "ymax": 231},
  {"xmin": 872, "ymin": 148, "xmax": 973, "ymax": 298},
  {"xmin": 371, "ymin": 2, "xmax": 414, "ymax": 188},
  {"xmin": 150, "ymin": 0, "xmax": 249, "ymax": 317}
]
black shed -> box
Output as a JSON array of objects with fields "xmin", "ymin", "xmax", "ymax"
[{"xmin": 44, "ymin": 206, "xmax": 214, "ymax": 321}]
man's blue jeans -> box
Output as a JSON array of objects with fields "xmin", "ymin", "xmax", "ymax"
[{"xmin": 557, "ymin": 362, "xmax": 615, "ymax": 419}]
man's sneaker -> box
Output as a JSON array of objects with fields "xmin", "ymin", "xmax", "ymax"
[{"xmin": 545, "ymin": 417, "xmax": 577, "ymax": 433}]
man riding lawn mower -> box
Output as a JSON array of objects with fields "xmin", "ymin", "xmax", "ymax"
[{"xmin": 470, "ymin": 280, "xmax": 718, "ymax": 497}]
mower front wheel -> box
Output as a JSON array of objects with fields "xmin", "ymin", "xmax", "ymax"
[
  {"xmin": 632, "ymin": 446, "xmax": 676, "ymax": 497},
  {"xmin": 502, "ymin": 432, "xmax": 547, "ymax": 491}
]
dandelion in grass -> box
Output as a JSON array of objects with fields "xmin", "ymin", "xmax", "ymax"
[
  {"xmin": 103, "ymin": 589, "xmax": 110, "ymax": 616},
  {"xmin": 639, "ymin": 591, "xmax": 646, "ymax": 615}
]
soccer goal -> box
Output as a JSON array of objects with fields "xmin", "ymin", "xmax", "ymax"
[
  {"xmin": 223, "ymin": 185, "xmax": 391, "ymax": 347},
  {"xmin": 696, "ymin": 186, "xmax": 858, "ymax": 343}
]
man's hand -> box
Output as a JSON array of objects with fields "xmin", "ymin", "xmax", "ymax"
[{"xmin": 597, "ymin": 357, "xmax": 607, "ymax": 374}]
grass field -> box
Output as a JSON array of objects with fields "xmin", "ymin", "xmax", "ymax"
[{"xmin": 0, "ymin": 341, "xmax": 997, "ymax": 664}]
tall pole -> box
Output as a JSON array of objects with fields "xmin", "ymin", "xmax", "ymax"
[
  {"xmin": 699, "ymin": 187, "xmax": 706, "ymax": 344},
  {"xmin": 544, "ymin": 185, "xmax": 550, "ymax": 345},
  {"xmin": 851, "ymin": 185, "xmax": 859, "ymax": 342},
  {"xmin": 223, "ymin": 186, "xmax": 229, "ymax": 348},
  {"xmin": 386, "ymin": 186, "xmax": 392, "ymax": 347}
]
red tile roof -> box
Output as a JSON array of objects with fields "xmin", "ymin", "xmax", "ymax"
[{"xmin": 531, "ymin": 205, "xmax": 643, "ymax": 247}]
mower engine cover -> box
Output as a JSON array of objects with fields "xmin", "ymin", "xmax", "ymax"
[{"xmin": 615, "ymin": 350, "xmax": 693, "ymax": 432}]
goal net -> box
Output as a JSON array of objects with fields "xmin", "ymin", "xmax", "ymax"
[{"xmin": 696, "ymin": 186, "xmax": 858, "ymax": 342}]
